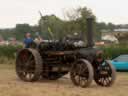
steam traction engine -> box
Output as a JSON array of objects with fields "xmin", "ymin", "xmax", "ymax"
[{"xmin": 16, "ymin": 17, "xmax": 116, "ymax": 88}]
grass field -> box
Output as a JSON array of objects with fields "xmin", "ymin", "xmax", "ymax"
[{"xmin": 0, "ymin": 64, "xmax": 128, "ymax": 96}]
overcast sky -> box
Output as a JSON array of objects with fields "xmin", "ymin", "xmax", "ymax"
[{"xmin": 0, "ymin": 0, "xmax": 127, "ymax": 28}]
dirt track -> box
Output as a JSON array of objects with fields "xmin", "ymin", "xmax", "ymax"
[{"xmin": 0, "ymin": 64, "xmax": 128, "ymax": 96}]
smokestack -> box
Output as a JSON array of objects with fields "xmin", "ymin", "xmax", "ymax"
[{"xmin": 86, "ymin": 17, "xmax": 95, "ymax": 48}]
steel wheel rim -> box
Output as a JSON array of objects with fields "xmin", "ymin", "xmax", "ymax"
[
  {"xmin": 95, "ymin": 60, "xmax": 116, "ymax": 86},
  {"xmin": 16, "ymin": 49, "xmax": 37, "ymax": 81},
  {"xmin": 70, "ymin": 59, "xmax": 93, "ymax": 88}
]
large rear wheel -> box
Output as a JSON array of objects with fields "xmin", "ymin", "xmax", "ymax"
[
  {"xmin": 16, "ymin": 48, "xmax": 42, "ymax": 82},
  {"xmin": 70, "ymin": 59, "xmax": 94, "ymax": 88}
]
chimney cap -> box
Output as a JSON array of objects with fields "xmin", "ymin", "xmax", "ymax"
[{"xmin": 86, "ymin": 16, "xmax": 94, "ymax": 20}]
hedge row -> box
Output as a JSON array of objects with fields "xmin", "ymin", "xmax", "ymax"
[
  {"xmin": 101, "ymin": 44, "xmax": 128, "ymax": 59},
  {"xmin": 0, "ymin": 45, "xmax": 22, "ymax": 59},
  {"xmin": 0, "ymin": 44, "xmax": 127, "ymax": 61}
]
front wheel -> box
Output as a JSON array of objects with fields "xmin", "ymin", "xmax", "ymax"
[
  {"xmin": 70, "ymin": 59, "xmax": 94, "ymax": 88},
  {"xmin": 94, "ymin": 60, "xmax": 116, "ymax": 87}
]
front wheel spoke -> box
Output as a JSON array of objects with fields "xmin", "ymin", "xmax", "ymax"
[
  {"xmin": 105, "ymin": 77, "xmax": 110, "ymax": 85},
  {"xmin": 80, "ymin": 77, "xmax": 87, "ymax": 86},
  {"xmin": 100, "ymin": 75, "xmax": 104, "ymax": 83},
  {"xmin": 103, "ymin": 77, "xmax": 107, "ymax": 85}
]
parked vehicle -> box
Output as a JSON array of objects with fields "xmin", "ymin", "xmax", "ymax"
[{"xmin": 111, "ymin": 55, "xmax": 128, "ymax": 71}]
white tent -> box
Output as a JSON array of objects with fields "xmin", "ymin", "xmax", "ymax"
[{"xmin": 102, "ymin": 35, "xmax": 119, "ymax": 43}]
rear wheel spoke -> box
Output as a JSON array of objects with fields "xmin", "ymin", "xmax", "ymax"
[{"xmin": 70, "ymin": 59, "xmax": 93, "ymax": 88}]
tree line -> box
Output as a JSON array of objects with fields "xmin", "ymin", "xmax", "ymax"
[{"xmin": 0, "ymin": 6, "xmax": 127, "ymax": 41}]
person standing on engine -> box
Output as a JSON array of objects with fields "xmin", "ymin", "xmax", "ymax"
[{"xmin": 23, "ymin": 33, "xmax": 33, "ymax": 48}]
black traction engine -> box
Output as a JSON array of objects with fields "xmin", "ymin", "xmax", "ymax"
[{"xmin": 16, "ymin": 17, "xmax": 116, "ymax": 88}]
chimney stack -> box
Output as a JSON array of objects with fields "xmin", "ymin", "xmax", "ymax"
[{"xmin": 86, "ymin": 17, "xmax": 95, "ymax": 48}]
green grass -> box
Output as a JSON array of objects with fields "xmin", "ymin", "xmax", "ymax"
[{"xmin": 0, "ymin": 57, "xmax": 15, "ymax": 64}]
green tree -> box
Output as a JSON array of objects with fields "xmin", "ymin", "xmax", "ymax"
[
  {"xmin": 39, "ymin": 15, "xmax": 65, "ymax": 39},
  {"xmin": 15, "ymin": 24, "xmax": 32, "ymax": 40},
  {"xmin": 64, "ymin": 7, "xmax": 96, "ymax": 41}
]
